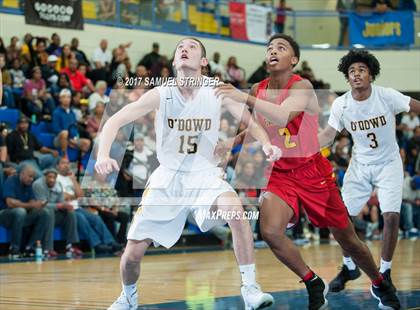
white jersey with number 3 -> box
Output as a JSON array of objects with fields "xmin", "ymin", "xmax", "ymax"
[
  {"xmin": 155, "ymin": 79, "xmax": 221, "ymax": 172},
  {"xmin": 328, "ymin": 85, "xmax": 410, "ymax": 165}
]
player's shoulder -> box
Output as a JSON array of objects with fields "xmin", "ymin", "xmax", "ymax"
[
  {"xmin": 290, "ymin": 78, "xmax": 313, "ymax": 90},
  {"xmin": 331, "ymin": 91, "xmax": 350, "ymax": 109}
]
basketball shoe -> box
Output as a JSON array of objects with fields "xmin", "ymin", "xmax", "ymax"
[
  {"xmin": 304, "ymin": 275, "xmax": 329, "ymax": 310},
  {"xmin": 329, "ymin": 265, "xmax": 361, "ymax": 292},
  {"xmin": 370, "ymin": 279, "xmax": 400, "ymax": 309},
  {"xmin": 381, "ymin": 269, "xmax": 396, "ymax": 292},
  {"xmin": 108, "ymin": 290, "xmax": 138, "ymax": 310},
  {"xmin": 241, "ymin": 283, "xmax": 274, "ymax": 310}
]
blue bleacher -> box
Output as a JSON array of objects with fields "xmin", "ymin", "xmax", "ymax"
[
  {"xmin": 0, "ymin": 108, "xmax": 20, "ymax": 129},
  {"xmin": 38, "ymin": 133, "xmax": 56, "ymax": 149}
]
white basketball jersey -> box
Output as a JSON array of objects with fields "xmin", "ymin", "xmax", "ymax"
[
  {"xmin": 328, "ymin": 85, "xmax": 410, "ymax": 164},
  {"xmin": 155, "ymin": 78, "xmax": 221, "ymax": 172}
]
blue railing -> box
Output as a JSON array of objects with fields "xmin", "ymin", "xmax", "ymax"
[{"xmin": 0, "ymin": 0, "xmax": 419, "ymax": 49}]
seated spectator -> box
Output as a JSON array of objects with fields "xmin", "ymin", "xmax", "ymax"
[
  {"xmin": 0, "ymin": 54, "xmax": 15, "ymax": 108},
  {"xmin": 71, "ymin": 91, "xmax": 88, "ymax": 122},
  {"xmin": 84, "ymin": 175, "xmax": 130, "ymax": 245},
  {"xmin": 97, "ymin": 0, "xmax": 116, "ymax": 21},
  {"xmin": 92, "ymin": 39, "xmax": 112, "ymax": 70},
  {"xmin": 70, "ymin": 37, "xmax": 90, "ymax": 67},
  {"xmin": 401, "ymin": 111, "xmax": 419, "ymax": 139},
  {"xmin": 23, "ymin": 66, "xmax": 56, "ymax": 119},
  {"xmin": 56, "ymin": 157, "xmax": 121, "ymax": 253},
  {"xmin": 56, "ymin": 44, "xmax": 73, "ymax": 72},
  {"xmin": 248, "ymin": 61, "xmax": 268, "ymax": 85},
  {"xmin": 358, "ymin": 192, "xmax": 381, "ymax": 240},
  {"xmin": 9, "ymin": 58, "xmax": 26, "ymax": 98},
  {"xmin": 6, "ymin": 36, "xmax": 20, "ymax": 64},
  {"xmin": 46, "ymin": 33, "xmax": 61, "ymax": 55},
  {"xmin": 225, "ymin": 56, "xmax": 245, "ymax": 88},
  {"xmin": 88, "ymin": 80, "xmax": 109, "ymax": 111},
  {"xmin": 138, "ymin": 42, "xmax": 160, "ymax": 71},
  {"xmin": 209, "ymin": 52, "xmax": 225, "ymax": 77},
  {"xmin": 6, "ymin": 117, "xmax": 59, "ymax": 176},
  {"xmin": 20, "ymin": 33, "xmax": 35, "ymax": 71},
  {"xmin": 34, "ymin": 39, "xmax": 49, "ymax": 67},
  {"xmin": 135, "ymin": 65, "xmax": 148, "ymax": 79},
  {"xmin": 61, "ymin": 59, "xmax": 94, "ymax": 93},
  {"xmin": 42, "ymin": 55, "xmax": 60, "ymax": 90},
  {"xmin": 0, "ymin": 164, "xmax": 50, "ymax": 257},
  {"xmin": 371, "ymin": 0, "xmax": 394, "ymax": 12},
  {"xmin": 401, "ymin": 173, "xmax": 419, "ymax": 238},
  {"xmin": 86, "ymin": 102, "xmax": 104, "ymax": 140},
  {"xmin": 52, "ymin": 89, "xmax": 91, "ymax": 157},
  {"xmin": 32, "ymin": 168, "xmax": 82, "ymax": 258}
]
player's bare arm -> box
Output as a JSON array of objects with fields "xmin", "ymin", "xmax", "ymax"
[
  {"xmin": 95, "ymin": 88, "xmax": 160, "ymax": 175},
  {"xmin": 215, "ymin": 79, "xmax": 319, "ymax": 128},
  {"xmin": 222, "ymin": 96, "xmax": 281, "ymax": 161},
  {"xmin": 408, "ymin": 97, "xmax": 420, "ymax": 114},
  {"xmin": 318, "ymin": 125, "xmax": 339, "ymax": 148}
]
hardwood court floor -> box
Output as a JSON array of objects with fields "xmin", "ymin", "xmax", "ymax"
[{"xmin": 0, "ymin": 240, "xmax": 419, "ymax": 309}]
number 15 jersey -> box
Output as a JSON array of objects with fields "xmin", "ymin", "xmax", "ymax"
[{"xmin": 328, "ymin": 85, "xmax": 410, "ymax": 165}]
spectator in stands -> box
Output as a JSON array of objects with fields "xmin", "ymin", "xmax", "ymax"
[
  {"xmin": 86, "ymin": 101, "xmax": 104, "ymax": 141},
  {"xmin": 6, "ymin": 116, "xmax": 59, "ymax": 175},
  {"xmin": 0, "ymin": 54, "xmax": 15, "ymax": 108},
  {"xmin": 34, "ymin": 39, "xmax": 49, "ymax": 67},
  {"xmin": 46, "ymin": 33, "xmax": 61, "ymax": 55},
  {"xmin": 61, "ymin": 59, "xmax": 94, "ymax": 93},
  {"xmin": 138, "ymin": 42, "xmax": 160, "ymax": 71},
  {"xmin": 0, "ymin": 164, "xmax": 50, "ymax": 257},
  {"xmin": 20, "ymin": 33, "xmax": 35, "ymax": 70},
  {"xmin": 32, "ymin": 168, "xmax": 82, "ymax": 258},
  {"xmin": 337, "ymin": 0, "xmax": 356, "ymax": 46},
  {"xmin": 84, "ymin": 175, "xmax": 130, "ymax": 245},
  {"xmin": 209, "ymin": 52, "xmax": 225, "ymax": 77},
  {"xmin": 56, "ymin": 44, "xmax": 73, "ymax": 72},
  {"xmin": 371, "ymin": 0, "xmax": 394, "ymax": 12},
  {"xmin": 274, "ymin": 0, "xmax": 292, "ymax": 34},
  {"xmin": 6, "ymin": 36, "xmax": 20, "ymax": 64},
  {"xmin": 97, "ymin": 0, "xmax": 116, "ymax": 21},
  {"xmin": 398, "ymin": 0, "xmax": 417, "ymax": 10},
  {"xmin": 401, "ymin": 173, "xmax": 419, "ymax": 237},
  {"xmin": 92, "ymin": 39, "xmax": 112, "ymax": 70},
  {"xmin": 9, "ymin": 58, "xmax": 25, "ymax": 97},
  {"xmin": 23, "ymin": 66, "xmax": 56, "ymax": 118},
  {"xmin": 88, "ymin": 80, "xmax": 109, "ymax": 113},
  {"xmin": 52, "ymin": 89, "xmax": 91, "ymax": 157},
  {"xmin": 400, "ymin": 111, "xmax": 419, "ymax": 139},
  {"xmin": 42, "ymin": 55, "xmax": 59, "ymax": 91},
  {"xmin": 225, "ymin": 56, "xmax": 245, "ymax": 88},
  {"xmin": 109, "ymin": 47, "xmax": 128, "ymax": 86},
  {"xmin": 0, "ymin": 37, "xmax": 6, "ymax": 56},
  {"xmin": 55, "ymin": 157, "xmax": 121, "ymax": 253},
  {"xmin": 406, "ymin": 126, "xmax": 420, "ymax": 172},
  {"xmin": 70, "ymin": 38, "xmax": 90, "ymax": 67},
  {"xmin": 248, "ymin": 61, "xmax": 268, "ymax": 84},
  {"xmin": 135, "ymin": 65, "xmax": 148, "ymax": 79}
]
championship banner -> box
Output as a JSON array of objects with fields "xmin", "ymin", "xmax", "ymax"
[
  {"xmin": 349, "ymin": 11, "xmax": 414, "ymax": 46},
  {"xmin": 25, "ymin": 0, "xmax": 84, "ymax": 30},
  {"xmin": 229, "ymin": 2, "xmax": 273, "ymax": 43}
]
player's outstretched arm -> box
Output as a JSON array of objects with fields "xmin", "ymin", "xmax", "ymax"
[
  {"xmin": 95, "ymin": 88, "xmax": 159, "ymax": 175},
  {"xmin": 215, "ymin": 80, "xmax": 320, "ymax": 127},
  {"xmin": 222, "ymin": 97, "xmax": 281, "ymax": 162},
  {"xmin": 409, "ymin": 98, "xmax": 420, "ymax": 114},
  {"xmin": 318, "ymin": 125, "xmax": 339, "ymax": 149}
]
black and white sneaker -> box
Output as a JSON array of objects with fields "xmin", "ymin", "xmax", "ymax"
[
  {"xmin": 304, "ymin": 275, "xmax": 329, "ymax": 310},
  {"xmin": 329, "ymin": 265, "xmax": 361, "ymax": 292},
  {"xmin": 381, "ymin": 269, "xmax": 396, "ymax": 292},
  {"xmin": 370, "ymin": 279, "xmax": 400, "ymax": 310}
]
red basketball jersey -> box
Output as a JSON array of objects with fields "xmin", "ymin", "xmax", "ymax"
[{"xmin": 255, "ymin": 74, "xmax": 320, "ymax": 170}]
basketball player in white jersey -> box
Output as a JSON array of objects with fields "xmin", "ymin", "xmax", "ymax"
[
  {"xmin": 318, "ymin": 50, "xmax": 420, "ymax": 302},
  {"xmin": 95, "ymin": 38, "xmax": 280, "ymax": 310}
]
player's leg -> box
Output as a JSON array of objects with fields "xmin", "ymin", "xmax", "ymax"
[
  {"xmin": 374, "ymin": 157, "xmax": 404, "ymax": 288},
  {"xmin": 330, "ymin": 160, "xmax": 372, "ymax": 292},
  {"xmin": 109, "ymin": 239, "xmax": 151, "ymax": 310},
  {"xmin": 213, "ymin": 191, "xmax": 274, "ymax": 309},
  {"xmin": 259, "ymin": 192, "xmax": 309, "ymax": 277},
  {"xmin": 260, "ymin": 192, "xmax": 328, "ymax": 310}
]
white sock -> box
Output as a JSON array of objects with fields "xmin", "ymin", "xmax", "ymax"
[
  {"xmin": 379, "ymin": 258, "xmax": 392, "ymax": 273},
  {"xmin": 122, "ymin": 282, "xmax": 137, "ymax": 298},
  {"xmin": 343, "ymin": 256, "xmax": 356, "ymax": 270},
  {"xmin": 239, "ymin": 264, "xmax": 256, "ymax": 286}
]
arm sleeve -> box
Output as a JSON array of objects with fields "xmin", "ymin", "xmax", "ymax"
[
  {"xmin": 327, "ymin": 98, "xmax": 345, "ymax": 132},
  {"xmin": 32, "ymin": 181, "xmax": 48, "ymax": 201},
  {"xmin": 383, "ymin": 87, "xmax": 411, "ymax": 115},
  {"xmin": 3, "ymin": 178, "xmax": 16, "ymax": 199}
]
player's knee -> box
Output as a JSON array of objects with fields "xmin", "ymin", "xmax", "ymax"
[
  {"xmin": 382, "ymin": 212, "xmax": 399, "ymax": 225},
  {"xmin": 122, "ymin": 250, "xmax": 143, "ymax": 265},
  {"xmin": 261, "ymin": 227, "xmax": 283, "ymax": 245}
]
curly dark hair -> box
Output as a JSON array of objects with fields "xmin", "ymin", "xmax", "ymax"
[{"xmin": 338, "ymin": 49, "xmax": 380, "ymax": 81}]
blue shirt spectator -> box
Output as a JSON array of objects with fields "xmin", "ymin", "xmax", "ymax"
[
  {"xmin": 2, "ymin": 174, "xmax": 36, "ymax": 209},
  {"xmin": 52, "ymin": 105, "xmax": 78, "ymax": 138}
]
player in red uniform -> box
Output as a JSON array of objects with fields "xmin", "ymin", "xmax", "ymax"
[{"xmin": 216, "ymin": 34, "xmax": 400, "ymax": 310}]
